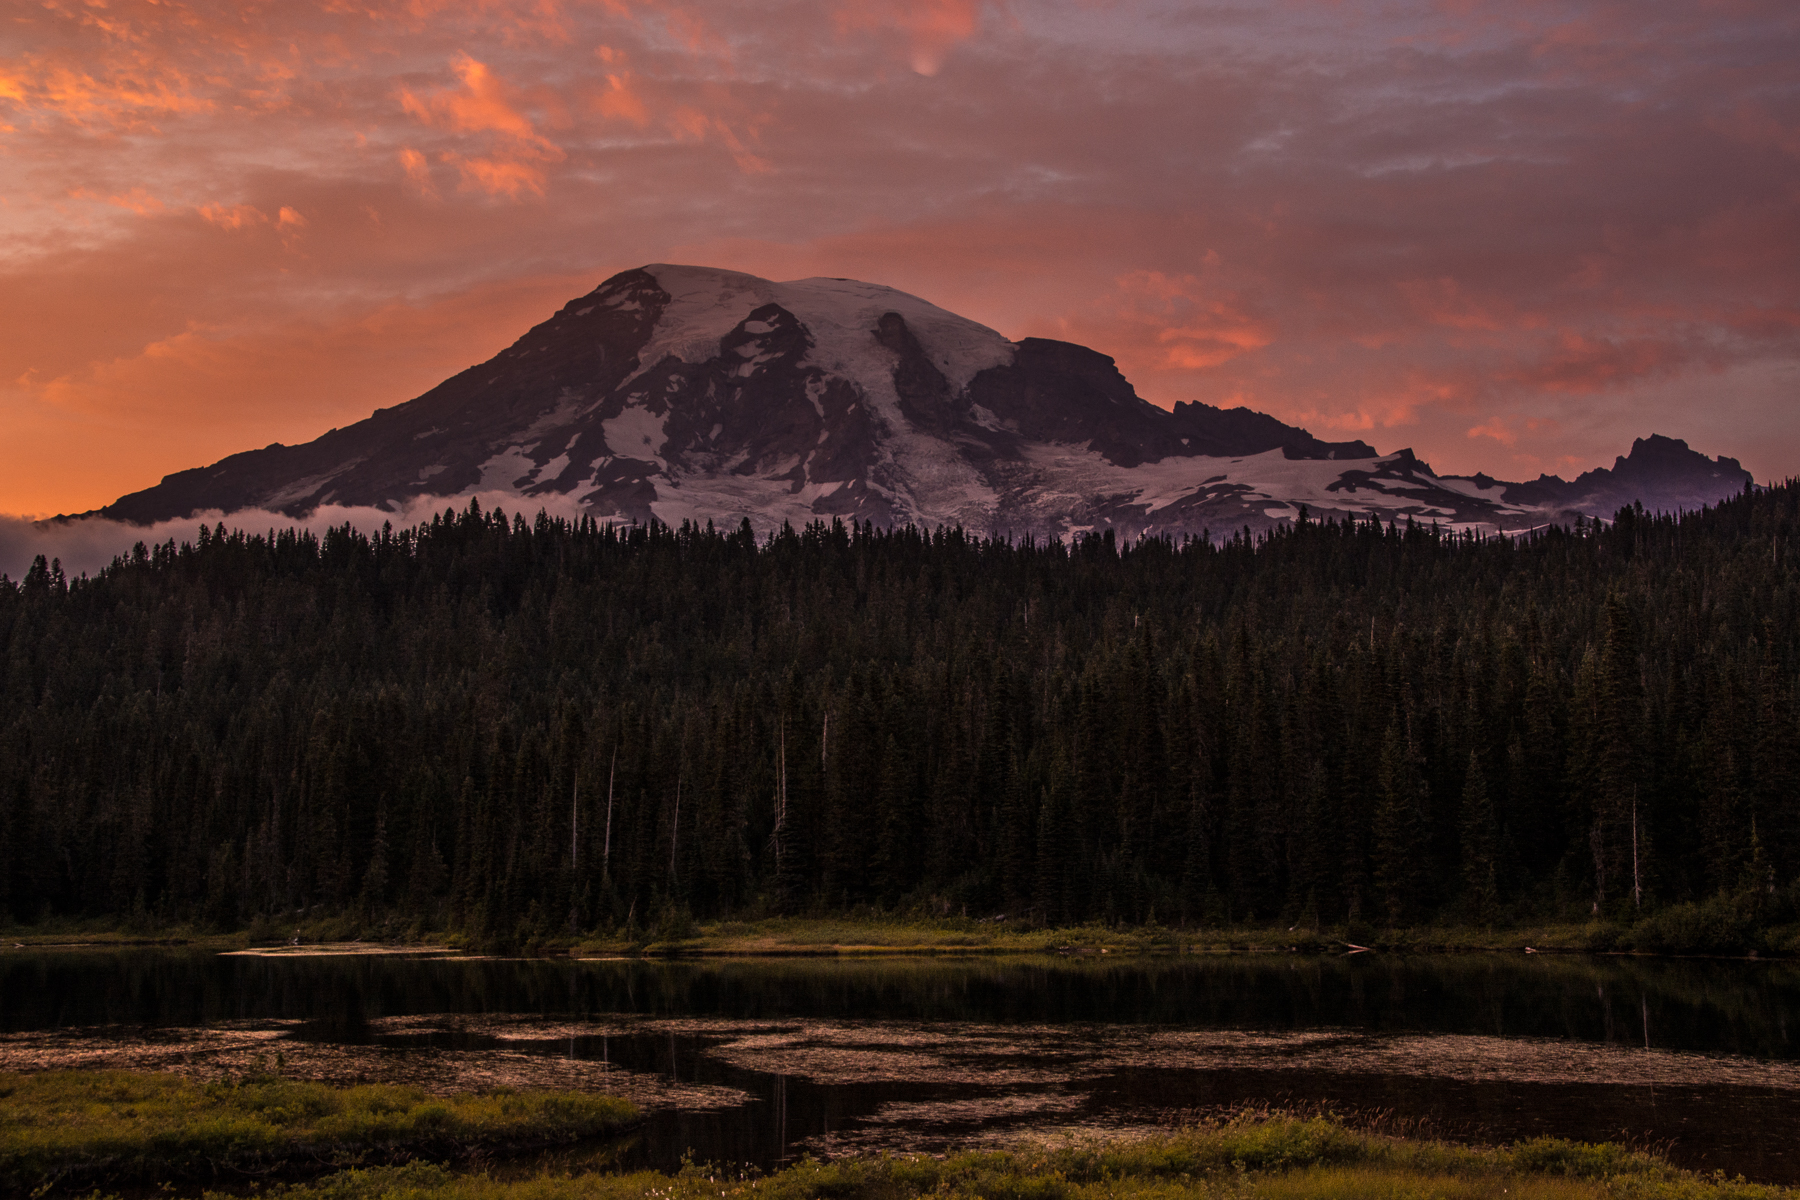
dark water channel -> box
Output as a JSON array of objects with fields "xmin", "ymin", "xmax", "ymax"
[{"xmin": 3, "ymin": 950, "xmax": 1799, "ymax": 1184}]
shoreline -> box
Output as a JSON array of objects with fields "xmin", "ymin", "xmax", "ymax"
[
  {"xmin": 2, "ymin": 1080, "xmax": 1789, "ymax": 1200},
  {"xmin": 2, "ymin": 917, "xmax": 1792, "ymax": 960}
]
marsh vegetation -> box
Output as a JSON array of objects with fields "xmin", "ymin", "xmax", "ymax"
[
  {"xmin": 32, "ymin": 1108, "xmax": 1798, "ymax": 1200},
  {"xmin": 0, "ymin": 1069, "xmax": 637, "ymax": 1194}
]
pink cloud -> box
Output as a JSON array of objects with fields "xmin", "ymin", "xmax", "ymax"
[
  {"xmin": 398, "ymin": 146, "xmax": 437, "ymax": 195},
  {"xmin": 0, "ymin": 54, "xmax": 213, "ymax": 130},
  {"xmin": 3, "ymin": 0, "xmax": 1799, "ymax": 514},
  {"xmin": 400, "ymin": 54, "xmax": 566, "ymax": 197},
  {"xmin": 197, "ymin": 203, "xmax": 267, "ymax": 230},
  {"xmin": 591, "ymin": 48, "xmax": 650, "ymax": 125},
  {"xmin": 832, "ymin": 0, "xmax": 994, "ymax": 75},
  {"xmin": 401, "ymin": 54, "xmax": 545, "ymax": 142}
]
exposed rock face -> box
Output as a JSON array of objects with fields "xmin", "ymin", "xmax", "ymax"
[
  {"xmin": 1465, "ymin": 435, "xmax": 1753, "ymax": 519},
  {"xmin": 97, "ymin": 265, "xmax": 1752, "ymax": 537}
]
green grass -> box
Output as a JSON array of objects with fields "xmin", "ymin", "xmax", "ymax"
[
  {"xmin": 565, "ymin": 914, "xmax": 1712, "ymax": 958},
  {"xmin": 8, "ymin": 907, "xmax": 1798, "ymax": 958},
  {"xmin": 183, "ymin": 1113, "xmax": 1794, "ymax": 1200},
  {"xmin": 0, "ymin": 1069, "xmax": 639, "ymax": 1193},
  {"xmin": 570, "ymin": 915, "xmax": 1188, "ymax": 956}
]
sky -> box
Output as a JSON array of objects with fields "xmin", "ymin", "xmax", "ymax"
[{"xmin": 3, "ymin": 0, "xmax": 1798, "ymax": 520}]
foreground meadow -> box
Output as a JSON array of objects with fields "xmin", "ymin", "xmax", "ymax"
[
  {"xmin": 0, "ymin": 1070, "xmax": 638, "ymax": 1193},
  {"xmin": 185, "ymin": 1112, "xmax": 1793, "ymax": 1200},
  {"xmin": 2, "ymin": 1071, "xmax": 1793, "ymax": 1200}
]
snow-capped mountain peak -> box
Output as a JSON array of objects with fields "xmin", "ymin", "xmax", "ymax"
[{"xmin": 95, "ymin": 265, "xmax": 1751, "ymax": 537}]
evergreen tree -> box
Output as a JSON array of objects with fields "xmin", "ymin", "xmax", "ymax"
[
  {"xmin": 0, "ymin": 486, "xmax": 1794, "ymax": 935},
  {"xmin": 1459, "ymin": 751, "xmax": 1498, "ymax": 922},
  {"xmin": 1375, "ymin": 709, "xmax": 1429, "ymax": 926}
]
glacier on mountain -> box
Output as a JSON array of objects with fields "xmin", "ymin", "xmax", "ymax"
[{"xmin": 92, "ymin": 264, "xmax": 1752, "ymax": 539}]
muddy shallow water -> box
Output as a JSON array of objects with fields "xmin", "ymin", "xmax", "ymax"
[{"xmin": 3, "ymin": 950, "xmax": 1799, "ymax": 1183}]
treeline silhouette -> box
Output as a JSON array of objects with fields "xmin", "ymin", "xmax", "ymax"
[{"xmin": 2, "ymin": 483, "xmax": 1796, "ymax": 941}]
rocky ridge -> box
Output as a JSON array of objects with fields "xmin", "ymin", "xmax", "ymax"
[{"xmin": 97, "ymin": 265, "xmax": 1752, "ymax": 538}]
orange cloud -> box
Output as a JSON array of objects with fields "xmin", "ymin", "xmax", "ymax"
[
  {"xmin": 398, "ymin": 147, "xmax": 437, "ymax": 195},
  {"xmin": 401, "ymin": 54, "xmax": 542, "ymax": 141},
  {"xmin": 108, "ymin": 188, "xmax": 165, "ymax": 215},
  {"xmin": 400, "ymin": 54, "xmax": 565, "ymax": 197},
  {"xmin": 660, "ymin": 8, "xmax": 732, "ymax": 59},
  {"xmin": 399, "ymin": 0, "xmax": 575, "ymax": 46},
  {"xmin": 1466, "ymin": 416, "xmax": 1517, "ymax": 446},
  {"xmin": 4, "ymin": 0, "xmax": 1799, "ymax": 513},
  {"xmin": 1509, "ymin": 331, "xmax": 1700, "ymax": 394},
  {"xmin": 1112, "ymin": 271, "xmax": 1274, "ymax": 371},
  {"xmin": 0, "ymin": 55, "xmax": 213, "ymax": 129},
  {"xmin": 1397, "ymin": 276, "xmax": 1535, "ymax": 333},
  {"xmin": 276, "ymin": 206, "xmax": 308, "ymax": 248},
  {"xmin": 70, "ymin": 186, "xmax": 167, "ymax": 215},
  {"xmin": 450, "ymin": 156, "xmax": 550, "ymax": 198},
  {"xmin": 1467, "ymin": 414, "xmax": 1561, "ymax": 449},
  {"xmin": 197, "ymin": 203, "xmax": 267, "ymax": 230},
  {"xmin": 668, "ymin": 105, "xmax": 772, "ymax": 174},
  {"xmin": 1373, "ymin": 372, "xmax": 1470, "ymax": 429},
  {"xmin": 1322, "ymin": 410, "xmax": 1377, "ymax": 433},
  {"xmin": 594, "ymin": 67, "xmax": 649, "ymax": 125},
  {"xmin": 833, "ymin": 0, "xmax": 992, "ymax": 75}
]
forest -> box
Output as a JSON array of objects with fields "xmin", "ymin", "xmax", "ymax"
[{"xmin": 1, "ymin": 482, "xmax": 1797, "ymax": 945}]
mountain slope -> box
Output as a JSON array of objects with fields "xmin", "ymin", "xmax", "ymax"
[
  {"xmin": 97, "ymin": 265, "xmax": 1750, "ymax": 536},
  {"xmin": 1460, "ymin": 435, "xmax": 1752, "ymax": 517}
]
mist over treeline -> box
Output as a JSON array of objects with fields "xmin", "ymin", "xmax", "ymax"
[{"xmin": 2, "ymin": 484, "xmax": 1797, "ymax": 943}]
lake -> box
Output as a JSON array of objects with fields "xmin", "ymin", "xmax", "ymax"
[{"xmin": 3, "ymin": 949, "xmax": 1798, "ymax": 1183}]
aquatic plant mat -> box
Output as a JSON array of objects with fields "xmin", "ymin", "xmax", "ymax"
[
  {"xmin": 102, "ymin": 1113, "xmax": 1800, "ymax": 1200},
  {"xmin": 8, "ymin": 1014, "xmax": 1800, "ymax": 1182},
  {"xmin": 0, "ymin": 1070, "xmax": 638, "ymax": 1194}
]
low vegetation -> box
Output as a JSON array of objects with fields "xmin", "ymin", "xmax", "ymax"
[
  {"xmin": 566, "ymin": 910, "xmax": 1800, "ymax": 958},
  {"xmin": 10, "ymin": 902, "xmax": 1799, "ymax": 958},
  {"xmin": 179, "ymin": 1113, "xmax": 1792, "ymax": 1200},
  {"xmin": 0, "ymin": 1069, "xmax": 638, "ymax": 1193}
]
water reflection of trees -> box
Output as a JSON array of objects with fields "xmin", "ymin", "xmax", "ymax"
[{"xmin": 3, "ymin": 951, "xmax": 1798, "ymax": 1059}]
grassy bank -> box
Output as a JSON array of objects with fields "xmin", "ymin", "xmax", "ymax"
[
  {"xmin": 0, "ymin": 1070, "xmax": 638, "ymax": 1193},
  {"xmin": 564, "ymin": 909, "xmax": 1800, "ymax": 958},
  {"xmin": 189, "ymin": 1113, "xmax": 1791, "ymax": 1200},
  {"xmin": 8, "ymin": 898, "xmax": 1799, "ymax": 959}
]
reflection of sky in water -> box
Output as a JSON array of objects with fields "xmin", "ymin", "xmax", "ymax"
[
  {"xmin": 6, "ymin": 1010, "xmax": 1800, "ymax": 1181},
  {"xmin": 5, "ymin": 951, "xmax": 1800, "ymax": 1182},
  {"xmin": 8, "ymin": 949, "xmax": 1800, "ymax": 1060}
]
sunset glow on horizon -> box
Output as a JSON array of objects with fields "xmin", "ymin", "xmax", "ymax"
[{"xmin": 4, "ymin": 0, "xmax": 1798, "ymax": 517}]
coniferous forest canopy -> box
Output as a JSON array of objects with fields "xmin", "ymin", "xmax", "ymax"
[{"xmin": 2, "ymin": 485, "xmax": 1798, "ymax": 944}]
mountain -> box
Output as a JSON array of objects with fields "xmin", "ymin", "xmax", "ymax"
[
  {"xmin": 96, "ymin": 265, "xmax": 1752, "ymax": 537},
  {"xmin": 1453, "ymin": 434, "xmax": 1753, "ymax": 519}
]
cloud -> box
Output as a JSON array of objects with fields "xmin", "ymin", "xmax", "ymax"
[
  {"xmin": 832, "ymin": 0, "xmax": 993, "ymax": 75},
  {"xmin": 102, "ymin": 187, "xmax": 166, "ymax": 216},
  {"xmin": 1397, "ymin": 277, "xmax": 1536, "ymax": 335},
  {"xmin": 198, "ymin": 203, "xmax": 267, "ymax": 230},
  {"xmin": 1113, "ymin": 271, "xmax": 1275, "ymax": 371},
  {"xmin": 401, "ymin": 54, "xmax": 544, "ymax": 142},
  {"xmin": 400, "ymin": 53, "xmax": 566, "ymax": 197},
  {"xmin": 1505, "ymin": 331, "xmax": 1711, "ymax": 395},
  {"xmin": 0, "ymin": 54, "xmax": 214, "ymax": 130},
  {"xmin": 592, "ymin": 48, "xmax": 651, "ymax": 125},
  {"xmin": 667, "ymin": 105, "xmax": 773, "ymax": 174},
  {"xmin": 2, "ymin": 0, "xmax": 1798, "ymax": 511},
  {"xmin": 398, "ymin": 147, "xmax": 438, "ymax": 195},
  {"xmin": 0, "ymin": 491, "xmax": 596, "ymax": 582}
]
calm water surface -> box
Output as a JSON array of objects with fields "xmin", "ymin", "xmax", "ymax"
[{"xmin": 2, "ymin": 950, "xmax": 1798, "ymax": 1183}]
